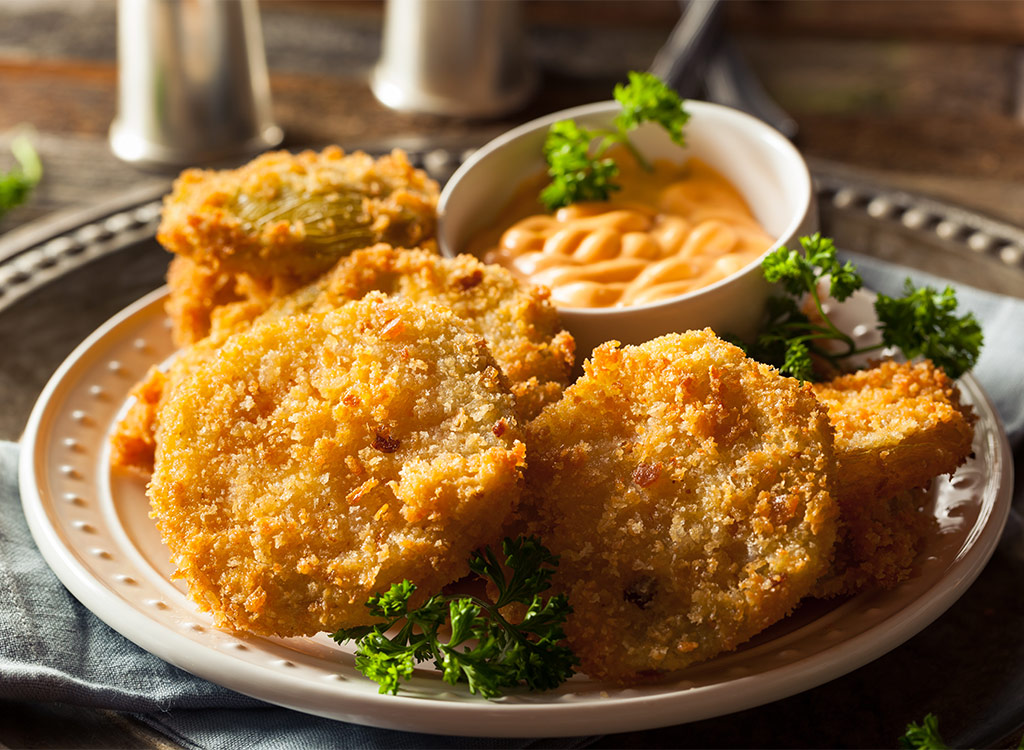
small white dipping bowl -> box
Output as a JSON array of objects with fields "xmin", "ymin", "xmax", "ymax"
[{"xmin": 437, "ymin": 100, "xmax": 816, "ymax": 361}]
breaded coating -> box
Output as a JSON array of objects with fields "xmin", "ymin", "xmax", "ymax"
[
  {"xmin": 810, "ymin": 359, "xmax": 975, "ymax": 597},
  {"xmin": 165, "ymin": 256, "xmax": 304, "ymax": 347},
  {"xmin": 812, "ymin": 359, "xmax": 975, "ymax": 502},
  {"xmin": 813, "ymin": 487, "xmax": 933, "ymax": 598},
  {"xmin": 158, "ymin": 147, "xmax": 439, "ymax": 280},
  {"xmin": 158, "ymin": 147, "xmax": 438, "ymax": 345},
  {"xmin": 519, "ymin": 330, "xmax": 838, "ymax": 682},
  {"xmin": 280, "ymin": 245, "xmax": 575, "ymax": 421},
  {"xmin": 112, "ymin": 258, "xmax": 295, "ymax": 475},
  {"xmin": 109, "ymin": 365, "xmax": 166, "ymax": 476},
  {"xmin": 109, "ymin": 246, "xmax": 574, "ymax": 476},
  {"xmin": 148, "ymin": 293, "xmax": 526, "ymax": 637}
]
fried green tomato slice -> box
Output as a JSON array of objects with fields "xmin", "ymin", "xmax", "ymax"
[
  {"xmin": 157, "ymin": 147, "xmax": 438, "ymax": 280},
  {"xmin": 148, "ymin": 293, "xmax": 525, "ymax": 637},
  {"xmin": 811, "ymin": 359, "xmax": 975, "ymax": 514},
  {"xmin": 215, "ymin": 245, "xmax": 576, "ymax": 421},
  {"xmin": 809, "ymin": 359, "xmax": 973, "ymax": 598},
  {"xmin": 110, "ymin": 246, "xmax": 573, "ymax": 477},
  {"xmin": 813, "ymin": 487, "xmax": 933, "ymax": 599},
  {"xmin": 518, "ymin": 330, "xmax": 838, "ymax": 682}
]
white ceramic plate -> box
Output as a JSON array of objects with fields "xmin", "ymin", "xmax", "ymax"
[{"xmin": 19, "ymin": 287, "xmax": 1013, "ymax": 738}]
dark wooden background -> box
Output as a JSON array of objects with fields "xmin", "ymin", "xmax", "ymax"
[
  {"xmin": 1, "ymin": 1, "xmax": 1022, "ymax": 747},
  {"xmin": 4, "ymin": 0, "xmax": 1024, "ymax": 233}
]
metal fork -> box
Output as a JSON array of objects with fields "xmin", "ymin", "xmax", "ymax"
[{"xmin": 650, "ymin": 0, "xmax": 797, "ymax": 139}]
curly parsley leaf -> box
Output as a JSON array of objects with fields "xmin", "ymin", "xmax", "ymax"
[
  {"xmin": 613, "ymin": 71, "xmax": 689, "ymax": 146},
  {"xmin": 540, "ymin": 72, "xmax": 688, "ymax": 210},
  {"xmin": 469, "ymin": 534, "xmax": 558, "ymax": 607},
  {"xmin": 761, "ymin": 244, "xmax": 816, "ymax": 297},
  {"xmin": 745, "ymin": 233, "xmax": 982, "ymax": 380},
  {"xmin": 875, "ymin": 280, "xmax": 983, "ymax": 379},
  {"xmin": 0, "ymin": 133, "xmax": 42, "ymax": 219},
  {"xmin": 780, "ymin": 338, "xmax": 814, "ymax": 383},
  {"xmin": 331, "ymin": 536, "xmax": 578, "ymax": 698},
  {"xmin": 899, "ymin": 713, "xmax": 949, "ymax": 750},
  {"xmin": 352, "ymin": 630, "xmax": 420, "ymax": 696},
  {"xmin": 369, "ymin": 579, "xmax": 415, "ymax": 618},
  {"xmin": 540, "ymin": 120, "xmax": 620, "ymax": 210},
  {"xmin": 762, "ymin": 234, "xmax": 862, "ymax": 301}
]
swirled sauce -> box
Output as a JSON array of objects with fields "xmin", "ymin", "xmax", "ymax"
[{"xmin": 469, "ymin": 155, "xmax": 774, "ymax": 308}]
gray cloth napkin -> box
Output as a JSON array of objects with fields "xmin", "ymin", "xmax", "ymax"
[{"xmin": 1, "ymin": 253, "xmax": 1021, "ymax": 749}]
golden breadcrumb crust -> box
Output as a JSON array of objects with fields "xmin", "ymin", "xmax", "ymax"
[
  {"xmin": 813, "ymin": 487, "xmax": 933, "ymax": 598},
  {"xmin": 158, "ymin": 147, "xmax": 438, "ymax": 347},
  {"xmin": 157, "ymin": 147, "xmax": 438, "ymax": 281},
  {"xmin": 812, "ymin": 359, "xmax": 975, "ymax": 500},
  {"xmin": 258, "ymin": 245, "xmax": 576, "ymax": 421},
  {"xmin": 110, "ymin": 246, "xmax": 573, "ymax": 476},
  {"xmin": 519, "ymin": 330, "xmax": 838, "ymax": 682},
  {"xmin": 811, "ymin": 359, "xmax": 975, "ymax": 596},
  {"xmin": 148, "ymin": 293, "xmax": 525, "ymax": 637},
  {"xmin": 109, "ymin": 366, "xmax": 166, "ymax": 476},
  {"xmin": 164, "ymin": 256, "xmax": 308, "ymax": 347}
]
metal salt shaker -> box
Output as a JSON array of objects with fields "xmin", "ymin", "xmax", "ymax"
[
  {"xmin": 372, "ymin": 0, "xmax": 536, "ymax": 118},
  {"xmin": 109, "ymin": 0, "xmax": 283, "ymax": 169}
]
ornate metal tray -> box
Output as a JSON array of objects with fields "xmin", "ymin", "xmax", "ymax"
[{"xmin": 2, "ymin": 151, "xmax": 1022, "ymax": 747}]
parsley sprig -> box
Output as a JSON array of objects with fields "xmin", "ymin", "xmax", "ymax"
[
  {"xmin": 331, "ymin": 536, "xmax": 578, "ymax": 698},
  {"xmin": 899, "ymin": 713, "xmax": 949, "ymax": 750},
  {"xmin": 540, "ymin": 71, "xmax": 689, "ymax": 210},
  {"xmin": 0, "ymin": 133, "xmax": 42, "ymax": 219},
  {"xmin": 745, "ymin": 233, "xmax": 983, "ymax": 381},
  {"xmin": 899, "ymin": 711, "xmax": 1024, "ymax": 749}
]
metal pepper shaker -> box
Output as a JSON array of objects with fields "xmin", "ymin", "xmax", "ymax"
[
  {"xmin": 109, "ymin": 0, "xmax": 283, "ymax": 169},
  {"xmin": 371, "ymin": 0, "xmax": 536, "ymax": 118}
]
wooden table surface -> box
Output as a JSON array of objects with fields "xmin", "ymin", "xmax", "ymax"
[
  {"xmin": 5, "ymin": 0, "xmax": 1024, "ymax": 233},
  {"xmin": 1, "ymin": 1, "xmax": 1022, "ymax": 748}
]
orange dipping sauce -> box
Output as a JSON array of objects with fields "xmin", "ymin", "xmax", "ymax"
[{"xmin": 469, "ymin": 155, "xmax": 774, "ymax": 308}]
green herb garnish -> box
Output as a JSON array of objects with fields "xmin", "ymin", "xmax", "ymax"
[
  {"xmin": 874, "ymin": 280, "xmax": 984, "ymax": 381},
  {"xmin": 899, "ymin": 713, "xmax": 949, "ymax": 750},
  {"xmin": 744, "ymin": 233, "xmax": 982, "ymax": 381},
  {"xmin": 331, "ymin": 536, "xmax": 578, "ymax": 698},
  {"xmin": 0, "ymin": 133, "xmax": 42, "ymax": 219},
  {"xmin": 899, "ymin": 712, "xmax": 1024, "ymax": 749},
  {"xmin": 540, "ymin": 71, "xmax": 689, "ymax": 211}
]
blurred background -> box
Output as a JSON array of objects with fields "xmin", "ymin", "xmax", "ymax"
[{"xmin": 2, "ymin": 0, "xmax": 1024, "ymax": 231}]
